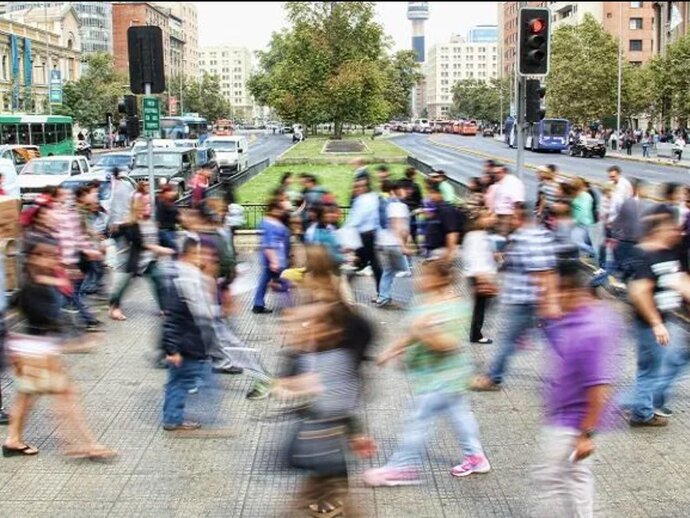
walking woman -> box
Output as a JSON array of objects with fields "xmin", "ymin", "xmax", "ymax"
[
  {"xmin": 364, "ymin": 257, "xmax": 490, "ymax": 486},
  {"xmin": 109, "ymin": 197, "xmax": 174, "ymax": 321},
  {"xmin": 462, "ymin": 211, "xmax": 498, "ymax": 344},
  {"xmin": 3, "ymin": 239, "xmax": 115, "ymax": 459}
]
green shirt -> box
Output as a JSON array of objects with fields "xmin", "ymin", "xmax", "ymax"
[
  {"xmin": 572, "ymin": 191, "xmax": 595, "ymax": 226},
  {"xmin": 439, "ymin": 181, "xmax": 456, "ymax": 203},
  {"xmin": 403, "ymin": 297, "xmax": 473, "ymax": 394}
]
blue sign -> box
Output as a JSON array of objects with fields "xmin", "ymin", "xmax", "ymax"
[
  {"xmin": 10, "ymin": 35, "xmax": 19, "ymax": 110},
  {"xmin": 49, "ymin": 69, "xmax": 62, "ymax": 104},
  {"xmin": 24, "ymin": 38, "xmax": 32, "ymax": 87}
]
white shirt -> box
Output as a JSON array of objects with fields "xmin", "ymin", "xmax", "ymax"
[
  {"xmin": 462, "ymin": 230, "xmax": 497, "ymax": 276},
  {"xmin": 611, "ymin": 176, "xmax": 633, "ymax": 220},
  {"xmin": 376, "ymin": 198, "xmax": 410, "ymax": 246},
  {"xmin": 493, "ymin": 174, "xmax": 525, "ymax": 216}
]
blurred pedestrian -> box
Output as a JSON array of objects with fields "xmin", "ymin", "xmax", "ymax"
[
  {"xmin": 398, "ymin": 168, "xmax": 423, "ymax": 250},
  {"xmin": 0, "ymin": 251, "xmax": 8, "ymax": 425},
  {"xmin": 156, "ymin": 184, "xmax": 180, "ymax": 254},
  {"xmin": 422, "ymin": 184, "xmax": 460, "ymax": 261},
  {"xmin": 133, "ymin": 181, "xmax": 152, "ymax": 219},
  {"xmin": 364, "ymin": 258, "xmax": 489, "ymax": 486}
]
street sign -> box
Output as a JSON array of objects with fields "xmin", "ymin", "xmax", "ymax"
[
  {"xmin": 142, "ymin": 96, "xmax": 160, "ymax": 132},
  {"xmin": 49, "ymin": 69, "xmax": 62, "ymax": 104}
]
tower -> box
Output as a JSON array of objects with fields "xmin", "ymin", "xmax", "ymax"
[{"xmin": 407, "ymin": 2, "xmax": 429, "ymax": 118}]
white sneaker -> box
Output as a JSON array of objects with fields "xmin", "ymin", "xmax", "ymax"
[
  {"xmin": 356, "ymin": 266, "xmax": 373, "ymax": 277},
  {"xmin": 396, "ymin": 271, "xmax": 412, "ymax": 278}
]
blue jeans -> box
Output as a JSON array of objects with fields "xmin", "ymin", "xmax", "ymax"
[
  {"xmin": 630, "ymin": 319, "xmax": 668, "ymax": 423},
  {"xmin": 386, "ymin": 391, "xmax": 484, "ymax": 469},
  {"xmin": 80, "ymin": 260, "xmax": 105, "ymax": 295},
  {"xmin": 572, "ymin": 225, "xmax": 599, "ymax": 265},
  {"xmin": 162, "ymin": 358, "xmax": 212, "ymax": 427},
  {"xmin": 252, "ymin": 264, "xmax": 284, "ymax": 308},
  {"xmin": 612, "ymin": 241, "xmax": 637, "ymax": 281},
  {"xmin": 66, "ymin": 279, "xmax": 98, "ymax": 325},
  {"xmin": 378, "ymin": 246, "xmax": 407, "ymax": 302},
  {"xmin": 488, "ymin": 303, "xmax": 539, "ymax": 384},
  {"xmin": 159, "ymin": 230, "xmax": 178, "ymax": 256},
  {"xmin": 653, "ymin": 324, "xmax": 690, "ymax": 410}
]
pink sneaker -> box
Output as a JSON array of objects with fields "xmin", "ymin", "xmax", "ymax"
[
  {"xmin": 362, "ymin": 467, "xmax": 422, "ymax": 487},
  {"xmin": 450, "ymin": 454, "xmax": 491, "ymax": 477}
]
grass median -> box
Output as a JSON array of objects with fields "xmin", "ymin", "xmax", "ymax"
[{"xmin": 278, "ymin": 136, "xmax": 407, "ymax": 164}]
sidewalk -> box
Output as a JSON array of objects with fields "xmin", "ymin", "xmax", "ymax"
[
  {"xmin": 608, "ymin": 144, "xmax": 690, "ymax": 169},
  {"xmin": 1, "ymin": 254, "xmax": 689, "ymax": 517}
]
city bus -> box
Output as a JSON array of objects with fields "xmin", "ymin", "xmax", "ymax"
[
  {"xmin": 505, "ymin": 117, "xmax": 570, "ymax": 152},
  {"xmin": 0, "ymin": 114, "xmax": 74, "ymax": 155},
  {"xmin": 213, "ymin": 119, "xmax": 234, "ymax": 136},
  {"xmin": 160, "ymin": 114, "xmax": 209, "ymax": 143}
]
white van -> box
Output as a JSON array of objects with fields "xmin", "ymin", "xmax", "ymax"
[{"xmin": 205, "ymin": 136, "xmax": 249, "ymax": 176}]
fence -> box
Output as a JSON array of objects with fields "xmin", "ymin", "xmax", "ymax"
[{"xmin": 407, "ymin": 156, "xmax": 471, "ymax": 200}]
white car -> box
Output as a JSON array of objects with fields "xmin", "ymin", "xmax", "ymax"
[
  {"xmin": 18, "ymin": 155, "xmax": 91, "ymax": 204},
  {"xmin": 205, "ymin": 136, "xmax": 249, "ymax": 176}
]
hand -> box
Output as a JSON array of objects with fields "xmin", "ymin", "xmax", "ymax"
[
  {"xmin": 376, "ymin": 348, "xmax": 402, "ymax": 367},
  {"xmin": 269, "ymin": 261, "xmax": 279, "ymax": 273},
  {"xmin": 573, "ymin": 435, "xmax": 595, "ymax": 461},
  {"xmin": 349, "ymin": 435, "xmax": 377, "ymax": 459},
  {"xmin": 653, "ymin": 323, "xmax": 670, "ymax": 346},
  {"xmin": 166, "ymin": 353, "xmax": 183, "ymax": 367}
]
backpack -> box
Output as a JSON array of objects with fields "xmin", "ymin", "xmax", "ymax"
[{"xmin": 378, "ymin": 195, "xmax": 388, "ymax": 230}]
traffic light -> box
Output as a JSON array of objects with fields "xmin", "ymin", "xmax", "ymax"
[
  {"xmin": 525, "ymin": 79, "xmax": 546, "ymax": 123},
  {"xmin": 126, "ymin": 115, "xmax": 140, "ymax": 140},
  {"xmin": 518, "ymin": 7, "xmax": 550, "ymax": 76}
]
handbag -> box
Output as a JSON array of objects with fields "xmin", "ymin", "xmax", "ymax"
[
  {"xmin": 288, "ymin": 415, "xmax": 349, "ymax": 475},
  {"xmin": 7, "ymin": 333, "xmax": 69, "ymax": 395},
  {"xmin": 474, "ymin": 274, "xmax": 499, "ymax": 297}
]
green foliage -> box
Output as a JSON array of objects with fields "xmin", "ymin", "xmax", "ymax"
[
  {"xmin": 248, "ymin": 2, "xmax": 418, "ymax": 137},
  {"xmin": 56, "ymin": 53, "xmax": 127, "ymax": 128},
  {"xmin": 647, "ymin": 33, "xmax": 690, "ymax": 125},
  {"xmin": 450, "ymin": 77, "xmax": 510, "ymax": 122},
  {"xmin": 167, "ymin": 73, "xmax": 232, "ymax": 122}
]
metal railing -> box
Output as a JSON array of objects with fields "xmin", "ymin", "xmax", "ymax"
[
  {"xmin": 407, "ymin": 156, "xmax": 471, "ymax": 200},
  {"xmin": 237, "ymin": 204, "xmax": 352, "ymax": 230}
]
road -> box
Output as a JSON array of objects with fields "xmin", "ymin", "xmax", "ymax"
[
  {"xmin": 236, "ymin": 130, "xmax": 293, "ymax": 166},
  {"xmin": 394, "ymin": 132, "xmax": 689, "ymax": 200}
]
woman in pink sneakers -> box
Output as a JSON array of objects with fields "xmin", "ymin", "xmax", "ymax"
[{"xmin": 363, "ymin": 257, "xmax": 490, "ymax": 486}]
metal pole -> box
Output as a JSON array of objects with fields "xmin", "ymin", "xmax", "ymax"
[
  {"xmin": 616, "ymin": 2, "xmax": 623, "ymax": 139},
  {"xmin": 516, "ymin": 75, "xmax": 525, "ymax": 180},
  {"xmin": 45, "ymin": 3, "xmax": 52, "ymax": 115},
  {"xmin": 145, "ymin": 83, "xmax": 156, "ymax": 222},
  {"xmin": 179, "ymin": 72, "xmax": 184, "ymax": 115}
]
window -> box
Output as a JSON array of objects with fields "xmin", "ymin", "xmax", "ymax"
[
  {"xmin": 629, "ymin": 61, "xmax": 642, "ymax": 66},
  {"xmin": 630, "ymin": 17, "xmax": 643, "ymax": 29},
  {"xmin": 45, "ymin": 123, "xmax": 57, "ymax": 143},
  {"xmin": 629, "ymin": 39, "xmax": 643, "ymax": 51},
  {"xmin": 630, "ymin": 1, "xmax": 642, "ymax": 7},
  {"xmin": 30, "ymin": 124, "xmax": 44, "ymax": 146},
  {"xmin": 17, "ymin": 124, "xmax": 29, "ymax": 145}
]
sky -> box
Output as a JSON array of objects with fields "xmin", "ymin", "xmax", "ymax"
[{"xmin": 193, "ymin": 2, "xmax": 498, "ymax": 52}]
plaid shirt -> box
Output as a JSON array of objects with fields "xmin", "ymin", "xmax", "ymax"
[
  {"xmin": 500, "ymin": 226, "xmax": 556, "ymax": 305},
  {"xmin": 53, "ymin": 202, "xmax": 95, "ymax": 269}
]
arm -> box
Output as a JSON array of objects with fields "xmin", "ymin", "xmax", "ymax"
[
  {"xmin": 629, "ymin": 278, "xmax": 669, "ymax": 345},
  {"xmin": 377, "ymin": 333, "xmax": 415, "ymax": 365},
  {"xmin": 444, "ymin": 232, "xmax": 459, "ymax": 260},
  {"xmin": 411, "ymin": 325, "xmax": 457, "ymax": 353},
  {"xmin": 534, "ymin": 270, "xmax": 560, "ymax": 318},
  {"xmin": 574, "ymin": 384, "xmax": 612, "ymax": 461}
]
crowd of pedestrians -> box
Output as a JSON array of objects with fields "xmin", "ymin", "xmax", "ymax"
[{"xmin": 2, "ymin": 154, "xmax": 690, "ymax": 518}]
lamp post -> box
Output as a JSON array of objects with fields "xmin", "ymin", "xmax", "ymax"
[
  {"xmin": 45, "ymin": 2, "xmax": 52, "ymax": 115},
  {"xmin": 616, "ymin": 2, "xmax": 623, "ymax": 140}
]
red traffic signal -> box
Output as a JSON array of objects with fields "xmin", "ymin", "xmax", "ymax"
[
  {"xmin": 518, "ymin": 7, "xmax": 551, "ymax": 76},
  {"xmin": 529, "ymin": 18, "xmax": 546, "ymax": 34}
]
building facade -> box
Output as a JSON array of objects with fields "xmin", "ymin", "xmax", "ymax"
[
  {"xmin": 6, "ymin": 1, "xmax": 112, "ymax": 55},
  {"xmin": 168, "ymin": 13, "xmax": 184, "ymax": 80},
  {"xmin": 167, "ymin": 2, "xmax": 198, "ymax": 78},
  {"xmin": 198, "ymin": 46, "xmax": 254, "ymax": 120},
  {"xmin": 654, "ymin": 1, "xmax": 690, "ymax": 55},
  {"xmin": 0, "ymin": 13, "xmax": 81, "ymax": 112},
  {"xmin": 112, "ymin": 2, "xmax": 171, "ymax": 78},
  {"xmin": 425, "ymin": 35, "xmax": 499, "ymax": 119},
  {"xmin": 468, "ymin": 24, "xmax": 498, "ymax": 43}
]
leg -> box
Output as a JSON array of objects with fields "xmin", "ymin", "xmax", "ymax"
[
  {"xmin": 487, "ymin": 304, "xmax": 536, "ymax": 385},
  {"xmin": 4, "ymin": 392, "xmax": 36, "ymax": 449},
  {"xmin": 109, "ymin": 271, "xmax": 134, "ymax": 309},
  {"xmin": 653, "ymin": 323, "xmax": 690, "ymax": 410},
  {"xmin": 630, "ymin": 320, "xmax": 667, "ymax": 423},
  {"xmin": 162, "ymin": 358, "xmax": 197, "ymax": 427},
  {"xmin": 446, "ymin": 393, "xmax": 484, "ymax": 458},
  {"xmin": 71, "ymin": 279, "xmax": 97, "ymax": 325},
  {"xmin": 386, "ymin": 392, "xmax": 443, "ymax": 469},
  {"xmin": 469, "ymin": 279, "xmax": 488, "ymax": 342},
  {"xmin": 252, "ymin": 265, "xmax": 272, "ymax": 309},
  {"xmin": 377, "ymin": 249, "xmax": 395, "ymax": 302},
  {"xmin": 144, "ymin": 262, "xmax": 165, "ymax": 310}
]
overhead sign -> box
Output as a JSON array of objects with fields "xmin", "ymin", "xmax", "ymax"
[
  {"xmin": 49, "ymin": 69, "xmax": 62, "ymax": 104},
  {"xmin": 143, "ymin": 96, "xmax": 160, "ymax": 132}
]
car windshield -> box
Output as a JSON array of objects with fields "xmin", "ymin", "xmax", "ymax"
[
  {"xmin": 22, "ymin": 160, "xmax": 70, "ymax": 175},
  {"xmin": 543, "ymin": 121, "xmax": 568, "ymax": 137},
  {"xmin": 133, "ymin": 153, "xmax": 181, "ymax": 168},
  {"xmin": 94, "ymin": 154, "xmax": 130, "ymax": 168},
  {"xmin": 207, "ymin": 141, "xmax": 236, "ymax": 151}
]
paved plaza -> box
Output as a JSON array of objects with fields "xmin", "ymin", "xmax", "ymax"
[{"xmin": 1, "ymin": 252, "xmax": 690, "ymax": 517}]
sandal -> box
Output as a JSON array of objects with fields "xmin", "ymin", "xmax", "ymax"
[
  {"xmin": 308, "ymin": 500, "xmax": 344, "ymax": 518},
  {"xmin": 109, "ymin": 308, "xmax": 127, "ymax": 321},
  {"xmin": 66, "ymin": 446, "xmax": 117, "ymax": 461},
  {"xmin": 2, "ymin": 443, "xmax": 39, "ymax": 457}
]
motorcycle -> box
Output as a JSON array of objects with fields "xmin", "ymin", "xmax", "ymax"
[{"xmin": 76, "ymin": 140, "xmax": 92, "ymax": 161}]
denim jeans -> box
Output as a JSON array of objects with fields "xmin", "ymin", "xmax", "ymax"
[
  {"xmin": 80, "ymin": 260, "xmax": 105, "ymax": 295},
  {"xmin": 653, "ymin": 323, "xmax": 690, "ymax": 410},
  {"xmin": 612, "ymin": 241, "xmax": 637, "ymax": 281},
  {"xmin": 377, "ymin": 246, "xmax": 407, "ymax": 302},
  {"xmin": 487, "ymin": 303, "xmax": 539, "ymax": 384},
  {"xmin": 386, "ymin": 390, "xmax": 484, "ymax": 469},
  {"xmin": 158, "ymin": 230, "xmax": 178, "ymax": 256},
  {"xmin": 533, "ymin": 426, "xmax": 594, "ymax": 518},
  {"xmin": 630, "ymin": 319, "xmax": 668, "ymax": 423},
  {"xmin": 572, "ymin": 225, "xmax": 599, "ymax": 265},
  {"xmin": 162, "ymin": 358, "xmax": 212, "ymax": 426},
  {"xmin": 109, "ymin": 261, "xmax": 164, "ymax": 309},
  {"xmin": 65, "ymin": 279, "xmax": 98, "ymax": 325},
  {"xmin": 252, "ymin": 264, "xmax": 285, "ymax": 309}
]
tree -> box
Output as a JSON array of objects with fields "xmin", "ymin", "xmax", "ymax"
[
  {"xmin": 647, "ymin": 33, "xmax": 690, "ymax": 127},
  {"xmin": 248, "ymin": 1, "xmax": 393, "ymax": 138},
  {"xmin": 383, "ymin": 50, "xmax": 423, "ymax": 120},
  {"xmin": 547, "ymin": 14, "xmax": 622, "ymax": 124},
  {"xmin": 55, "ymin": 53, "xmax": 127, "ymax": 129},
  {"xmin": 167, "ymin": 73, "xmax": 232, "ymax": 122},
  {"xmin": 451, "ymin": 77, "xmax": 510, "ymax": 123}
]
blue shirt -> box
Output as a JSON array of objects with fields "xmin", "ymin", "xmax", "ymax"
[
  {"xmin": 346, "ymin": 192, "xmax": 380, "ymax": 233},
  {"xmin": 259, "ymin": 217, "xmax": 290, "ymax": 270}
]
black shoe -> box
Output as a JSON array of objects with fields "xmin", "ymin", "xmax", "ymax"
[
  {"xmin": 0, "ymin": 410, "xmax": 9, "ymax": 425},
  {"xmin": 252, "ymin": 306, "xmax": 273, "ymax": 314},
  {"xmin": 85, "ymin": 320, "xmax": 106, "ymax": 332},
  {"xmin": 213, "ymin": 366, "xmax": 244, "ymax": 375}
]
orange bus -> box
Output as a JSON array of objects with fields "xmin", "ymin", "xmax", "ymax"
[
  {"xmin": 452, "ymin": 120, "xmax": 463, "ymax": 135},
  {"xmin": 459, "ymin": 120, "xmax": 478, "ymax": 136},
  {"xmin": 213, "ymin": 119, "xmax": 234, "ymax": 136}
]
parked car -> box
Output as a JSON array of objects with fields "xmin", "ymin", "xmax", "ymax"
[
  {"xmin": 204, "ymin": 136, "xmax": 249, "ymax": 177},
  {"xmin": 61, "ymin": 170, "xmax": 137, "ymax": 230},
  {"xmin": 0, "ymin": 145, "xmax": 41, "ymax": 174},
  {"xmin": 569, "ymin": 137, "xmax": 606, "ymax": 158},
  {"xmin": 482, "ymin": 127, "xmax": 495, "ymax": 137},
  {"xmin": 18, "ymin": 155, "xmax": 91, "ymax": 204},
  {"xmin": 91, "ymin": 151, "xmax": 133, "ymax": 174},
  {"xmin": 128, "ymin": 148, "xmax": 196, "ymax": 198}
]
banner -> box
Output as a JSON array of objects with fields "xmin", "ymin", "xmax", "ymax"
[
  {"xmin": 10, "ymin": 35, "xmax": 19, "ymax": 110},
  {"xmin": 24, "ymin": 38, "xmax": 31, "ymax": 87}
]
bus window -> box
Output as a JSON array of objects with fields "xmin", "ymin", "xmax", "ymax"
[
  {"xmin": 17, "ymin": 124, "xmax": 30, "ymax": 145},
  {"xmin": 58, "ymin": 123, "xmax": 68, "ymax": 142},
  {"xmin": 45, "ymin": 123, "xmax": 57, "ymax": 143},
  {"xmin": 2, "ymin": 124, "xmax": 17, "ymax": 145},
  {"xmin": 31, "ymin": 123, "xmax": 45, "ymax": 146}
]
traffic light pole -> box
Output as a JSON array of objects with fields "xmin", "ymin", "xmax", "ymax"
[
  {"xmin": 145, "ymin": 83, "xmax": 156, "ymax": 222},
  {"xmin": 515, "ymin": 76, "xmax": 525, "ymax": 181}
]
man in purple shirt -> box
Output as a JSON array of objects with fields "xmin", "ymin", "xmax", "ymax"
[{"xmin": 534, "ymin": 261, "xmax": 619, "ymax": 517}]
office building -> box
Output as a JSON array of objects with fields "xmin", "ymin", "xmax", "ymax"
[
  {"xmin": 468, "ymin": 24, "xmax": 498, "ymax": 43},
  {"xmin": 198, "ymin": 46, "xmax": 254, "ymax": 120}
]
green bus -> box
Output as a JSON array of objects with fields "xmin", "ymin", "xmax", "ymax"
[{"xmin": 0, "ymin": 114, "xmax": 74, "ymax": 156}]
